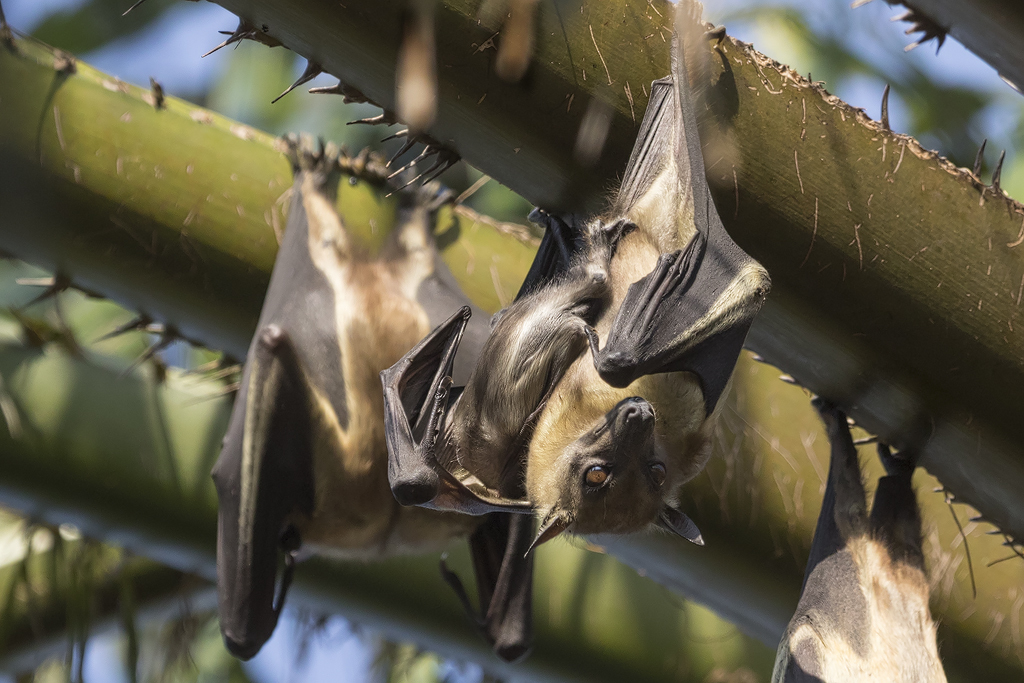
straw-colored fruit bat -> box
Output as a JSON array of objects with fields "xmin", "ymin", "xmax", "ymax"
[
  {"xmin": 211, "ymin": 136, "xmax": 534, "ymax": 662},
  {"xmin": 773, "ymin": 399, "xmax": 947, "ymax": 682},
  {"xmin": 381, "ymin": 2, "xmax": 769, "ymax": 550}
]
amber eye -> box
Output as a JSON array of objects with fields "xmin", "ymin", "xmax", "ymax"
[
  {"xmin": 585, "ymin": 465, "xmax": 609, "ymax": 487},
  {"xmin": 649, "ymin": 463, "xmax": 667, "ymax": 487}
]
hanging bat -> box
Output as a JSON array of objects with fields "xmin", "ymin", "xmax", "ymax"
[
  {"xmin": 773, "ymin": 399, "xmax": 947, "ymax": 682},
  {"xmin": 211, "ymin": 135, "xmax": 533, "ymax": 662},
  {"xmin": 381, "ymin": 1, "xmax": 769, "ymax": 551}
]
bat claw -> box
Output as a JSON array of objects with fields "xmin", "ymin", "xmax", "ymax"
[{"xmin": 392, "ymin": 475, "xmax": 440, "ymax": 507}]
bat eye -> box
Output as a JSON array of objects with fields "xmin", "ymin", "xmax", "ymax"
[
  {"xmin": 584, "ymin": 465, "xmax": 609, "ymax": 488},
  {"xmin": 649, "ymin": 463, "xmax": 666, "ymax": 487}
]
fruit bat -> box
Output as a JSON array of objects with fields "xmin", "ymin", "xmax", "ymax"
[
  {"xmin": 381, "ymin": 2, "xmax": 769, "ymax": 551},
  {"xmin": 211, "ymin": 135, "xmax": 533, "ymax": 662},
  {"xmin": 773, "ymin": 399, "xmax": 947, "ymax": 682}
]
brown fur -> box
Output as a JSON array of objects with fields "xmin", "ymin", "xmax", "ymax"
[
  {"xmin": 773, "ymin": 536, "xmax": 946, "ymax": 683},
  {"xmin": 294, "ymin": 178, "xmax": 477, "ymax": 558},
  {"xmin": 524, "ymin": 216, "xmax": 715, "ymax": 536},
  {"xmin": 773, "ymin": 402, "xmax": 946, "ymax": 682}
]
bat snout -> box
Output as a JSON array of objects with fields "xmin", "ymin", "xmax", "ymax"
[{"xmin": 613, "ymin": 396, "xmax": 655, "ymax": 434}]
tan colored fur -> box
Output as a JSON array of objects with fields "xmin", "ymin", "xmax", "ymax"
[
  {"xmin": 525, "ymin": 222, "xmax": 715, "ymax": 534},
  {"xmin": 293, "ymin": 180, "xmax": 477, "ymax": 558},
  {"xmin": 772, "ymin": 536, "xmax": 946, "ymax": 683}
]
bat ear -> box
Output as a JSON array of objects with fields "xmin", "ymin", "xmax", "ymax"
[
  {"xmin": 658, "ymin": 505, "xmax": 704, "ymax": 546},
  {"xmin": 527, "ymin": 509, "xmax": 572, "ymax": 555}
]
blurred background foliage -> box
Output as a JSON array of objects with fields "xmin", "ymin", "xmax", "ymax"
[{"xmin": 0, "ymin": 0, "xmax": 1021, "ymax": 680}]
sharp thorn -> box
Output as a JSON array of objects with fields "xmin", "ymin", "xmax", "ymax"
[
  {"xmin": 120, "ymin": 335, "xmax": 173, "ymax": 378},
  {"xmin": 348, "ymin": 113, "xmax": 391, "ymax": 127},
  {"xmin": 880, "ymin": 84, "xmax": 891, "ymax": 132},
  {"xmin": 308, "ymin": 82, "xmax": 344, "ymax": 96},
  {"xmin": 94, "ymin": 315, "xmax": 153, "ymax": 343},
  {"xmin": 850, "ymin": 0, "xmax": 873, "ymax": 7},
  {"xmin": 386, "ymin": 138, "xmax": 417, "ymax": 168},
  {"xmin": 15, "ymin": 277, "xmax": 56, "ymax": 287},
  {"xmin": 419, "ymin": 156, "xmax": 458, "ymax": 185},
  {"xmin": 992, "ymin": 150, "xmax": 1006, "ymax": 193},
  {"xmin": 21, "ymin": 273, "xmax": 71, "ymax": 309},
  {"xmin": 201, "ymin": 33, "xmax": 241, "ymax": 58},
  {"xmin": 386, "ymin": 147, "xmax": 432, "ymax": 180},
  {"xmin": 381, "ymin": 128, "xmax": 411, "ymax": 143},
  {"xmin": 122, "ymin": 0, "xmax": 148, "ymax": 16},
  {"xmin": 272, "ymin": 60, "xmax": 323, "ymax": 104},
  {"xmin": 395, "ymin": 170, "xmax": 428, "ymax": 192},
  {"xmin": 973, "ymin": 139, "xmax": 987, "ymax": 178},
  {"xmin": 778, "ymin": 374, "xmax": 798, "ymax": 384}
]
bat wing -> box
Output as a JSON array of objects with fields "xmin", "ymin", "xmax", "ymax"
[
  {"xmin": 212, "ymin": 326, "xmax": 314, "ymax": 659},
  {"xmin": 381, "ymin": 306, "xmax": 534, "ymax": 515},
  {"xmin": 592, "ymin": 10, "xmax": 769, "ymax": 416},
  {"xmin": 517, "ymin": 208, "xmax": 588, "ymax": 299},
  {"xmin": 441, "ymin": 513, "xmax": 535, "ymax": 662},
  {"xmin": 211, "ymin": 139, "xmax": 343, "ymax": 659},
  {"xmin": 381, "ymin": 203, "xmax": 592, "ymax": 512}
]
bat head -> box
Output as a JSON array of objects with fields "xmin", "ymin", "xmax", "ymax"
[
  {"xmin": 527, "ymin": 396, "xmax": 671, "ymax": 540},
  {"xmin": 527, "ymin": 387, "xmax": 706, "ymax": 549}
]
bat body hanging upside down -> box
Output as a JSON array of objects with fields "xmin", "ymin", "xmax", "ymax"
[
  {"xmin": 212, "ymin": 136, "xmax": 534, "ymax": 662},
  {"xmin": 382, "ymin": 1, "xmax": 770, "ymax": 550},
  {"xmin": 773, "ymin": 399, "xmax": 947, "ymax": 682}
]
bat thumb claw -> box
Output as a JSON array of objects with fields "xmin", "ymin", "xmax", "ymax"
[{"xmin": 392, "ymin": 473, "xmax": 440, "ymax": 507}]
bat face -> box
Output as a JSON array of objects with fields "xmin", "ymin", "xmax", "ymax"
[{"xmin": 526, "ymin": 396, "xmax": 670, "ymax": 536}]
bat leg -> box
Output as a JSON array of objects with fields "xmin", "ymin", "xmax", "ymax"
[
  {"xmin": 441, "ymin": 513, "xmax": 534, "ymax": 662},
  {"xmin": 518, "ymin": 209, "xmax": 587, "ymax": 298},
  {"xmin": 801, "ymin": 398, "xmax": 868, "ymax": 586},
  {"xmin": 870, "ymin": 443, "xmax": 925, "ymax": 569}
]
